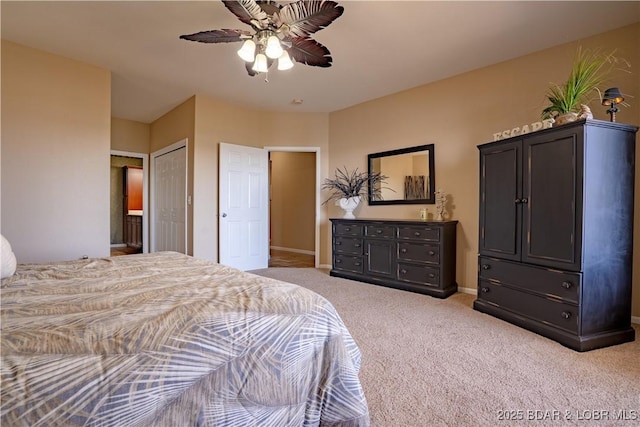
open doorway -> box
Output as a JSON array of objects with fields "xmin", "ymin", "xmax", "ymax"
[
  {"xmin": 110, "ymin": 151, "xmax": 149, "ymax": 256},
  {"xmin": 268, "ymin": 149, "xmax": 318, "ymax": 268}
]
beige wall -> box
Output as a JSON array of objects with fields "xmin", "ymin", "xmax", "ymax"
[
  {"xmin": 1, "ymin": 40, "xmax": 111, "ymax": 262},
  {"xmin": 327, "ymin": 23, "xmax": 640, "ymax": 316},
  {"xmin": 111, "ymin": 117, "xmax": 150, "ymax": 153},
  {"xmin": 270, "ymin": 152, "xmax": 316, "ymax": 252}
]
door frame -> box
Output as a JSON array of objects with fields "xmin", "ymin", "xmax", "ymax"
[
  {"xmin": 111, "ymin": 150, "xmax": 149, "ymax": 253},
  {"xmin": 265, "ymin": 146, "xmax": 320, "ymax": 268},
  {"xmin": 150, "ymin": 139, "xmax": 189, "ymax": 253}
]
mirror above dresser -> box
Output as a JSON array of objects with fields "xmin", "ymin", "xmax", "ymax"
[{"xmin": 368, "ymin": 144, "xmax": 435, "ymax": 205}]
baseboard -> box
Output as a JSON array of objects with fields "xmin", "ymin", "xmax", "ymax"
[
  {"xmin": 632, "ymin": 316, "xmax": 639, "ymax": 325},
  {"xmin": 270, "ymin": 246, "xmax": 315, "ymax": 256},
  {"xmin": 110, "ymin": 243, "xmax": 127, "ymax": 248},
  {"xmin": 457, "ymin": 286, "xmax": 477, "ymax": 296},
  {"xmin": 319, "ymin": 263, "xmax": 331, "ymax": 270}
]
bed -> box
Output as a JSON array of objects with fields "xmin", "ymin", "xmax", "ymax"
[{"xmin": 1, "ymin": 251, "xmax": 370, "ymax": 426}]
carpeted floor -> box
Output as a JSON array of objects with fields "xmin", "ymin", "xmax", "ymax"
[{"xmin": 250, "ymin": 267, "xmax": 640, "ymax": 427}]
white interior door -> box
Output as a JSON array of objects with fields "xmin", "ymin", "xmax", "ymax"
[
  {"xmin": 153, "ymin": 146, "xmax": 187, "ymax": 253},
  {"xmin": 219, "ymin": 142, "xmax": 268, "ymax": 270}
]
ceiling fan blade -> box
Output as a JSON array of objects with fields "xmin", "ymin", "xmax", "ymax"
[
  {"xmin": 179, "ymin": 29, "xmax": 250, "ymax": 43},
  {"xmin": 287, "ymin": 37, "xmax": 333, "ymax": 67},
  {"xmin": 275, "ymin": 0, "xmax": 344, "ymax": 38},
  {"xmin": 223, "ymin": 0, "xmax": 270, "ymax": 30}
]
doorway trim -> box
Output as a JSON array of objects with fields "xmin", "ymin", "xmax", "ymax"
[
  {"xmin": 150, "ymin": 139, "xmax": 189, "ymax": 253},
  {"xmin": 265, "ymin": 146, "xmax": 320, "ymax": 268},
  {"xmin": 111, "ymin": 150, "xmax": 149, "ymax": 253}
]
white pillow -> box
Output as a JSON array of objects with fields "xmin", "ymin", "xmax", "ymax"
[{"xmin": 1, "ymin": 234, "xmax": 17, "ymax": 279}]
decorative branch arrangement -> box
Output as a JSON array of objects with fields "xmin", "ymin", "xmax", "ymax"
[{"xmin": 322, "ymin": 167, "xmax": 388, "ymax": 205}]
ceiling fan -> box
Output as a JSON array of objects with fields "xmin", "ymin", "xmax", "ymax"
[{"xmin": 179, "ymin": 0, "xmax": 344, "ymax": 77}]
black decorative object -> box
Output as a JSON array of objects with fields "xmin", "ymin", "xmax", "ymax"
[{"xmin": 602, "ymin": 87, "xmax": 625, "ymax": 122}]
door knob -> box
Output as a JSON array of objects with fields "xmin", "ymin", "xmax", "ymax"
[{"xmin": 221, "ymin": 213, "xmax": 227, "ymax": 218}]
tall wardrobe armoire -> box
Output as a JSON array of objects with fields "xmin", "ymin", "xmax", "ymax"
[{"xmin": 473, "ymin": 119, "xmax": 637, "ymax": 351}]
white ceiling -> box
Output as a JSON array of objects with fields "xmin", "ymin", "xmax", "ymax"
[{"xmin": 2, "ymin": 1, "xmax": 639, "ymax": 123}]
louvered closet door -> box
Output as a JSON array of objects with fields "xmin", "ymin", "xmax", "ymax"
[{"xmin": 154, "ymin": 146, "xmax": 187, "ymax": 253}]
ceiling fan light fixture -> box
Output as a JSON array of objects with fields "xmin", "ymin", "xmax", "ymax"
[
  {"xmin": 252, "ymin": 53, "xmax": 269, "ymax": 73},
  {"xmin": 237, "ymin": 39, "xmax": 256, "ymax": 62},
  {"xmin": 265, "ymin": 35, "xmax": 283, "ymax": 59},
  {"xmin": 277, "ymin": 50, "xmax": 294, "ymax": 70},
  {"xmin": 180, "ymin": 0, "xmax": 345, "ymax": 78}
]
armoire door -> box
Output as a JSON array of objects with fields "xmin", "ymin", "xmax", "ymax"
[
  {"xmin": 478, "ymin": 140, "xmax": 522, "ymax": 261},
  {"xmin": 522, "ymin": 130, "xmax": 582, "ymax": 271}
]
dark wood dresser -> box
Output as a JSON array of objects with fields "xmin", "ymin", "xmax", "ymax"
[
  {"xmin": 330, "ymin": 219, "xmax": 457, "ymax": 298},
  {"xmin": 474, "ymin": 119, "xmax": 637, "ymax": 351}
]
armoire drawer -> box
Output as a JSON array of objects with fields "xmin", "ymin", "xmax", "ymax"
[
  {"xmin": 478, "ymin": 257, "xmax": 580, "ymax": 304},
  {"xmin": 398, "ymin": 226, "xmax": 439, "ymax": 242},
  {"xmin": 333, "ymin": 255, "xmax": 364, "ymax": 274},
  {"xmin": 334, "ymin": 237, "xmax": 363, "ymax": 255},
  {"xmin": 398, "ymin": 242, "xmax": 440, "ymax": 264},
  {"xmin": 398, "ymin": 263, "xmax": 440, "ymax": 287},
  {"xmin": 478, "ymin": 280, "xmax": 579, "ymax": 334}
]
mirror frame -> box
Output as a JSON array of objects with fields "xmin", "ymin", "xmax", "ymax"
[{"xmin": 367, "ymin": 144, "xmax": 435, "ymax": 205}]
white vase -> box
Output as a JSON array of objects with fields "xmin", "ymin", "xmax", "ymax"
[{"xmin": 339, "ymin": 196, "xmax": 360, "ymax": 219}]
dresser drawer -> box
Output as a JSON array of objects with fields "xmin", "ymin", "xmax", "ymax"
[
  {"xmin": 334, "ymin": 237, "xmax": 363, "ymax": 255},
  {"xmin": 334, "ymin": 255, "xmax": 364, "ymax": 274},
  {"xmin": 398, "ymin": 242, "xmax": 440, "ymax": 264},
  {"xmin": 365, "ymin": 224, "xmax": 396, "ymax": 238},
  {"xmin": 398, "ymin": 263, "xmax": 440, "ymax": 287},
  {"xmin": 398, "ymin": 226, "xmax": 439, "ymax": 242},
  {"xmin": 334, "ymin": 223, "xmax": 363, "ymax": 236},
  {"xmin": 478, "ymin": 257, "xmax": 580, "ymax": 304},
  {"xmin": 478, "ymin": 280, "xmax": 579, "ymax": 334}
]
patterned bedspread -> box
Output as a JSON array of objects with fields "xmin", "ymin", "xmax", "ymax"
[{"xmin": 1, "ymin": 252, "xmax": 370, "ymax": 426}]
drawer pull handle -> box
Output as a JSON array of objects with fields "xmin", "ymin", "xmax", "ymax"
[
  {"xmin": 336, "ymin": 242, "xmax": 342, "ymax": 246},
  {"xmin": 376, "ymin": 229, "xmax": 383, "ymax": 234},
  {"xmin": 482, "ymin": 264, "xmax": 491, "ymax": 270},
  {"xmin": 428, "ymin": 251, "xmax": 435, "ymax": 256},
  {"xmin": 354, "ymin": 262, "xmax": 361, "ymax": 266},
  {"xmin": 428, "ymin": 273, "xmax": 435, "ymax": 278},
  {"xmin": 400, "ymin": 269, "xmax": 407, "ymax": 274},
  {"xmin": 345, "ymin": 227, "xmax": 351, "ymax": 231},
  {"xmin": 481, "ymin": 287, "xmax": 490, "ymax": 293},
  {"xmin": 414, "ymin": 232, "xmax": 421, "ymax": 236},
  {"xmin": 561, "ymin": 311, "xmax": 572, "ymax": 320},
  {"xmin": 354, "ymin": 244, "xmax": 361, "ymax": 248},
  {"xmin": 562, "ymin": 281, "xmax": 572, "ymax": 289},
  {"xmin": 515, "ymin": 198, "xmax": 521, "ymax": 204},
  {"xmin": 521, "ymin": 198, "xmax": 528, "ymax": 204},
  {"xmin": 400, "ymin": 248, "xmax": 407, "ymax": 253},
  {"xmin": 336, "ymin": 259, "xmax": 342, "ymax": 263}
]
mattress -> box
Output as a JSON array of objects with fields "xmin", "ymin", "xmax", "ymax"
[{"xmin": 1, "ymin": 251, "xmax": 370, "ymax": 426}]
